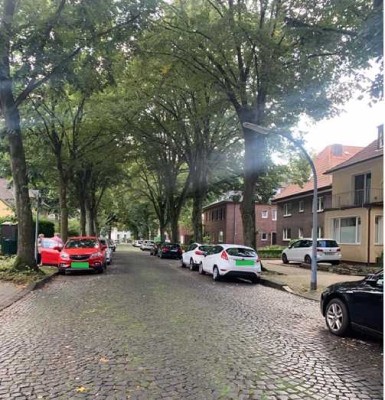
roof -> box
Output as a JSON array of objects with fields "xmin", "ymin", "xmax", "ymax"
[
  {"xmin": 273, "ymin": 144, "xmax": 363, "ymax": 201},
  {"xmin": 325, "ymin": 139, "xmax": 383, "ymax": 174}
]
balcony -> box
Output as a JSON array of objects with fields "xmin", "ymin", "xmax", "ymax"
[{"xmin": 332, "ymin": 188, "xmax": 383, "ymax": 209}]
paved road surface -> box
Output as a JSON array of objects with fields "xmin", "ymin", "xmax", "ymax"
[{"xmin": 0, "ymin": 246, "xmax": 382, "ymax": 399}]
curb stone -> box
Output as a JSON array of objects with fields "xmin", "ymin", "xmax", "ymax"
[{"xmin": 0, "ymin": 271, "xmax": 58, "ymax": 313}]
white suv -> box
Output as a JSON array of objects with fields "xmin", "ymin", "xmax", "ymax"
[
  {"xmin": 141, "ymin": 240, "xmax": 155, "ymax": 251},
  {"xmin": 199, "ymin": 244, "xmax": 261, "ymax": 284},
  {"xmin": 281, "ymin": 238, "xmax": 341, "ymax": 265}
]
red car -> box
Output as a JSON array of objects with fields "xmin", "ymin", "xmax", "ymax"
[{"xmin": 40, "ymin": 236, "xmax": 108, "ymax": 274}]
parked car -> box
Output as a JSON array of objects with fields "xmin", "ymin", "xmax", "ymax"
[
  {"xmin": 133, "ymin": 240, "xmax": 143, "ymax": 247},
  {"xmin": 56, "ymin": 236, "xmax": 108, "ymax": 274},
  {"xmin": 320, "ymin": 270, "xmax": 383, "ymax": 337},
  {"xmin": 99, "ymin": 238, "xmax": 113, "ymax": 265},
  {"xmin": 181, "ymin": 243, "xmax": 213, "ymax": 271},
  {"xmin": 141, "ymin": 240, "xmax": 155, "ymax": 251},
  {"xmin": 199, "ymin": 244, "xmax": 261, "ymax": 284},
  {"xmin": 150, "ymin": 242, "xmax": 162, "ymax": 256},
  {"xmin": 40, "ymin": 238, "xmax": 64, "ymax": 266},
  {"xmin": 157, "ymin": 243, "xmax": 183, "ymax": 259},
  {"xmin": 281, "ymin": 238, "xmax": 341, "ymax": 265},
  {"xmin": 109, "ymin": 239, "xmax": 116, "ymax": 252}
]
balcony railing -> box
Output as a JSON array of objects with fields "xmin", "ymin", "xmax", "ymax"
[{"xmin": 332, "ymin": 188, "xmax": 383, "ymax": 208}]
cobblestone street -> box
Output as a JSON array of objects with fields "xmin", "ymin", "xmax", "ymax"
[{"xmin": 0, "ymin": 246, "xmax": 383, "ymax": 399}]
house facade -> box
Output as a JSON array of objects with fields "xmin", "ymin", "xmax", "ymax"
[
  {"xmin": 203, "ymin": 199, "xmax": 277, "ymax": 248},
  {"xmin": 272, "ymin": 144, "xmax": 363, "ymax": 246},
  {"xmin": 323, "ymin": 126, "xmax": 383, "ymax": 264}
]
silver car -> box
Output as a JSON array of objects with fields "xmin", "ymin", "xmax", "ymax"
[{"xmin": 282, "ymin": 238, "xmax": 341, "ymax": 265}]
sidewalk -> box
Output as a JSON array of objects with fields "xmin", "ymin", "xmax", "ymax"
[
  {"xmin": 0, "ymin": 260, "xmax": 368, "ymax": 312},
  {"xmin": 261, "ymin": 259, "xmax": 365, "ymax": 301}
]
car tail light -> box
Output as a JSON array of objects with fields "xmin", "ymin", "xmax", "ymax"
[
  {"xmin": 221, "ymin": 251, "xmax": 229, "ymax": 260},
  {"xmin": 336, "ymin": 248, "xmax": 341, "ymax": 252},
  {"xmin": 316, "ymin": 248, "xmax": 324, "ymax": 253},
  {"xmin": 195, "ymin": 250, "xmax": 204, "ymax": 255}
]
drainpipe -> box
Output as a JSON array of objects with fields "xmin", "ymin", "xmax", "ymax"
[{"xmin": 367, "ymin": 207, "xmax": 371, "ymax": 266}]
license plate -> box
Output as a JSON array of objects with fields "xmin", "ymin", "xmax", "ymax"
[
  {"xmin": 327, "ymin": 252, "xmax": 335, "ymax": 255},
  {"xmin": 71, "ymin": 262, "xmax": 89, "ymax": 269},
  {"xmin": 235, "ymin": 260, "xmax": 255, "ymax": 267}
]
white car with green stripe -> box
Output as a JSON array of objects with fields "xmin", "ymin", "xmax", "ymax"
[{"xmin": 199, "ymin": 244, "xmax": 261, "ymax": 284}]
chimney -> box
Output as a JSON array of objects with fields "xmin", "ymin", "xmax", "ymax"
[{"xmin": 377, "ymin": 124, "xmax": 383, "ymax": 149}]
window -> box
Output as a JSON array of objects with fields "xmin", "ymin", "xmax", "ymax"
[
  {"xmin": 283, "ymin": 228, "xmax": 291, "ymax": 241},
  {"xmin": 261, "ymin": 210, "xmax": 268, "ymax": 219},
  {"xmin": 272, "ymin": 209, "xmax": 277, "ymax": 221},
  {"xmin": 284, "ymin": 203, "xmax": 292, "ymax": 216},
  {"xmin": 299, "ymin": 200, "xmax": 304, "ymax": 213},
  {"xmin": 261, "ymin": 232, "xmax": 267, "ymax": 241},
  {"xmin": 375, "ymin": 216, "xmax": 383, "ymax": 244},
  {"xmin": 333, "ymin": 217, "xmax": 361, "ymax": 244},
  {"xmin": 218, "ymin": 231, "xmax": 224, "ymax": 243},
  {"xmin": 317, "ymin": 197, "xmax": 324, "ymax": 212},
  {"xmin": 298, "ymin": 228, "xmax": 303, "ymax": 238},
  {"xmin": 354, "ymin": 173, "xmax": 371, "ymax": 205}
]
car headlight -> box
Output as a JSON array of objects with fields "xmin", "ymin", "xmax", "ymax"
[
  {"xmin": 60, "ymin": 252, "xmax": 70, "ymax": 260},
  {"xmin": 90, "ymin": 252, "xmax": 102, "ymax": 259}
]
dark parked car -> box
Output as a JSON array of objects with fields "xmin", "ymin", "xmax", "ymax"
[
  {"xmin": 157, "ymin": 243, "xmax": 183, "ymax": 259},
  {"xmin": 320, "ymin": 270, "xmax": 383, "ymax": 337}
]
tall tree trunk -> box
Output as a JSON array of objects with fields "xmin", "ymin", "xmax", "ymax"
[
  {"xmin": 0, "ymin": 0, "xmax": 36, "ymax": 270},
  {"xmin": 58, "ymin": 172, "xmax": 69, "ymax": 243},
  {"xmin": 238, "ymin": 108, "xmax": 267, "ymax": 250}
]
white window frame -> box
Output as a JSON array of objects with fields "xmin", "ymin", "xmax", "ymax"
[
  {"xmin": 283, "ymin": 203, "xmax": 292, "ymax": 216},
  {"xmin": 332, "ymin": 216, "xmax": 361, "ymax": 244},
  {"xmin": 317, "ymin": 197, "xmax": 324, "ymax": 212},
  {"xmin": 261, "ymin": 232, "xmax": 268, "ymax": 241},
  {"xmin": 261, "ymin": 210, "xmax": 268, "ymax": 219},
  {"xmin": 298, "ymin": 200, "xmax": 304, "ymax": 213},
  {"xmin": 298, "ymin": 228, "xmax": 303, "ymax": 238},
  {"xmin": 283, "ymin": 228, "xmax": 291, "ymax": 241},
  {"xmin": 375, "ymin": 215, "xmax": 383, "ymax": 245},
  {"xmin": 272, "ymin": 209, "xmax": 277, "ymax": 221}
]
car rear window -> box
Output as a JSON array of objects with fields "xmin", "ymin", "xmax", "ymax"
[
  {"xmin": 317, "ymin": 240, "xmax": 339, "ymax": 248},
  {"xmin": 226, "ymin": 247, "xmax": 256, "ymax": 257}
]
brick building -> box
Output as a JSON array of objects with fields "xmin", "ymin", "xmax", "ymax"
[{"xmin": 203, "ymin": 197, "xmax": 277, "ymax": 248}]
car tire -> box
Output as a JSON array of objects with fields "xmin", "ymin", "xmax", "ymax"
[
  {"xmin": 331, "ymin": 261, "xmax": 340, "ymax": 265},
  {"xmin": 198, "ymin": 262, "xmax": 205, "ymax": 275},
  {"xmin": 189, "ymin": 259, "xmax": 195, "ymax": 271},
  {"xmin": 58, "ymin": 269, "xmax": 66, "ymax": 275},
  {"xmin": 304, "ymin": 255, "xmax": 312, "ymax": 264},
  {"xmin": 213, "ymin": 266, "xmax": 221, "ymax": 281},
  {"xmin": 325, "ymin": 298, "xmax": 350, "ymax": 336},
  {"xmin": 282, "ymin": 253, "xmax": 288, "ymax": 264},
  {"xmin": 251, "ymin": 276, "xmax": 259, "ymax": 284}
]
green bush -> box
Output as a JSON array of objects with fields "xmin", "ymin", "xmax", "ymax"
[
  {"xmin": 258, "ymin": 249, "xmax": 283, "ymax": 259},
  {"xmin": 34, "ymin": 219, "xmax": 55, "ymax": 237}
]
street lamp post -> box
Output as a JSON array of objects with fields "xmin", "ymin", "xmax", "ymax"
[{"xmin": 243, "ymin": 122, "xmax": 318, "ymax": 290}]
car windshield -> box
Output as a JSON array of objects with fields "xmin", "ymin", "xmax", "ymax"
[
  {"xmin": 65, "ymin": 239, "xmax": 98, "ymax": 249},
  {"xmin": 226, "ymin": 247, "xmax": 256, "ymax": 257},
  {"xmin": 317, "ymin": 240, "xmax": 339, "ymax": 247}
]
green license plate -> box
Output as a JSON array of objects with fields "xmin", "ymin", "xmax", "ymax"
[
  {"xmin": 235, "ymin": 260, "xmax": 255, "ymax": 267},
  {"xmin": 71, "ymin": 262, "xmax": 89, "ymax": 269}
]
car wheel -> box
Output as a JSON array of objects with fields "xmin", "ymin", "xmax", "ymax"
[
  {"xmin": 325, "ymin": 298, "xmax": 350, "ymax": 336},
  {"xmin": 304, "ymin": 255, "xmax": 312, "ymax": 264},
  {"xmin": 58, "ymin": 269, "xmax": 66, "ymax": 275},
  {"xmin": 189, "ymin": 259, "xmax": 195, "ymax": 271},
  {"xmin": 282, "ymin": 253, "xmax": 288, "ymax": 264},
  {"xmin": 331, "ymin": 261, "xmax": 340, "ymax": 265},
  {"xmin": 198, "ymin": 262, "xmax": 205, "ymax": 275},
  {"xmin": 213, "ymin": 266, "xmax": 221, "ymax": 281},
  {"xmin": 251, "ymin": 276, "xmax": 259, "ymax": 284}
]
